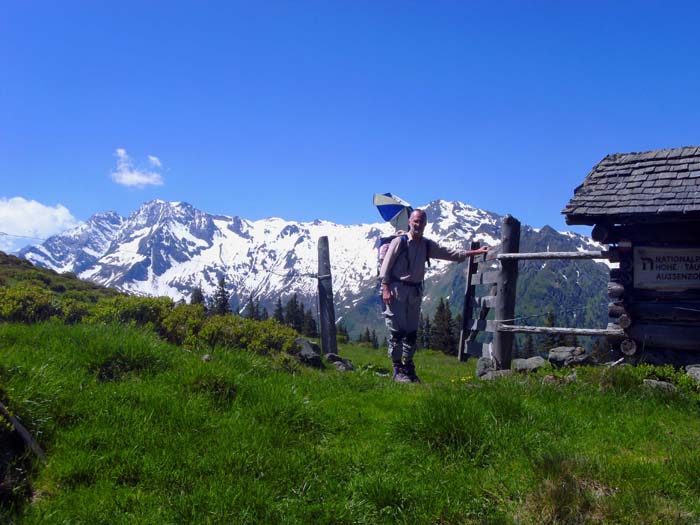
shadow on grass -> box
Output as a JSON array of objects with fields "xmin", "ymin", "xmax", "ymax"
[{"xmin": 91, "ymin": 351, "xmax": 164, "ymax": 383}]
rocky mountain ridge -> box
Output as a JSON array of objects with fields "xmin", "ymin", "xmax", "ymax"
[{"xmin": 20, "ymin": 199, "xmax": 608, "ymax": 336}]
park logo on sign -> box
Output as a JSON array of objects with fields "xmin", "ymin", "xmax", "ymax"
[{"xmin": 633, "ymin": 247, "xmax": 700, "ymax": 290}]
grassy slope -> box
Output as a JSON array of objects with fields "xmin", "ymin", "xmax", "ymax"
[
  {"xmin": 0, "ymin": 251, "xmax": 120, "ymax": 301},
  {"xmin": 0, "ymin": 322, "xmax": 699, "ymax": 524}
]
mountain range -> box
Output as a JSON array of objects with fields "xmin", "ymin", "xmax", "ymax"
[{"xmin": 19, "ymin": 199, "xmax": 609, "ymax": 338}]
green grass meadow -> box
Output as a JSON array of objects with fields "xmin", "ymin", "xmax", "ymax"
[{"xmin": 1, "ymin": 321, "xmax": 699, "ymax": 524}]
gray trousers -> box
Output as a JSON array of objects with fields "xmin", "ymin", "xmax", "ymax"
[{"xmin": 384, "ymin": 282, "xmax": 422, "ymax": 363}]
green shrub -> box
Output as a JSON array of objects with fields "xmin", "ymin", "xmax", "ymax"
[
  {"xmin": 0, "ymin": 285, "xmax": 59, "ymax": 323},
  {"xmin": 63, "ymin": 290, "xmax": 99, "ymax": 304},
  {"xmin": 89, "ymin": 296, "xmax": 173, "ymax": 332},
  {"xmin": 50, "ymin": 283, "xmax": 67, "ymax": 293},
  {"xmin": 57, "ymin": 298, "xmax": 91, "ymax": 324},
  {"xmin": 246, "ymin": 318, "xmax": 300, "ymax": 355},
  {"xmin": 589, "ymin": 364, "xmax": 699, "ymax": 396},
  {"xmin": 14, "ymin": 270, "xmax": 52, "ymax": 286},
  {"xmin": 160, "ymin": 304, "xmax": 207, "ymax": 346},
  {"xmin": 197, "ymin": 315, "xmax": 299, "ymax": 355},
  {"xmin": 598, "ymin": 366, "xmax": 643, "ymax": 394}
]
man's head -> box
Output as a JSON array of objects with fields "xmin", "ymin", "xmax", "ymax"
[{"xmin": 408, "ymin": 209, "xmax": 427, "ymax": 238}]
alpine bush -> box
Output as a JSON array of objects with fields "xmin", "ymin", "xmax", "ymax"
[
  {"xmin": 197, "ymin": 315, "xmax": 299, "ymax": 355},
  {"xmin": 89, "ymin": 296, "xmax": 173, "ymax": 333},
  {"xmin": 0, "ymin": 285, "xmax": 59, "ymax": 323},
  {"xmin": 56, "ymin": 297, "xmax": 91, "ymax": 324},
  {"xmin": 160, "ymin": 303, "xmax": 207, "ymax": 346}
]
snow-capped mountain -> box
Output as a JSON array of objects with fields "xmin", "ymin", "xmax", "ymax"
[
  {"xmin": 20, "ymin": 199, "xmax": 607, "ymax": 335},
  {"xmin": 21, "ymin": 211, "xmax": 124, "ymax": 275},
  {"xmin": 20, "ymin": 199, "xmax": 502, "ymax": 301}
]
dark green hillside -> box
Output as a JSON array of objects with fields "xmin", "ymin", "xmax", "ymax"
[
  {"xmin": 514, "ymin": 226, "xmax": 608, "ymax": 330},
  {"xmin": 0, "ymin": 251, "xmax": 121, "ymax": 302},
  {"xmin": 0, "ymin": 251, "xmax": 123, "ymax": 325}
]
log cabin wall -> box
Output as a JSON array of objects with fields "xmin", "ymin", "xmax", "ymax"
[
  {"xmin": 563, "ymin": 146, "xmax": 700, "ymax": 366},
  {"xmin": 599, "ymin": 222, "xmax": 700, "ymax": 365}
]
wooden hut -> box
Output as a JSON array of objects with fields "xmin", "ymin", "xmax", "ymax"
[{"xmin": 562, "ymin": 145, "xmax": 700, "ymax": 365}]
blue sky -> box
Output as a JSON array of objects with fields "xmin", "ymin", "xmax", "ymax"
[{"xmin": 2, "ymin": 1, "xmax": 700, "ymax": 252}]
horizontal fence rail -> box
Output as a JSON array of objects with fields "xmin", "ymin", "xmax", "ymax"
[
  {"xmin": 496, "ymin": 251, "xmax": 607, "ymax": 260},
  {"xmin": 459, "ymin": 216, "xmax": 618, "ymax": 369},
  {"xmin": 496, "ymin": 325, "xmax": 625, "ymax": 337}
]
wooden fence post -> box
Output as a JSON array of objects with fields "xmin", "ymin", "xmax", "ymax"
[
  {"xmin": 458, "ymin": 241, "xmax": 480, "ymax": 361},
  {"xmin": 493, "ymin": 215, "xmax": 520, "ymax": 369},
  {"xmin": 318, "ymin": 236, "xmax": 338, "ymax": 355}
]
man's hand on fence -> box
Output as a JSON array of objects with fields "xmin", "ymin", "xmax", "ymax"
[{"xmin": 467, "ymin": 245, "xmax": 489, "ymax": 256}]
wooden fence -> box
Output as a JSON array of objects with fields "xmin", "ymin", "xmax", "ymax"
[{"xmin": 457, "ymin": 215, "xmax": 625, "ymax": 369}]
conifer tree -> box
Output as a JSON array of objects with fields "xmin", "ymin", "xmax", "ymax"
[
  {"xmin": 541, "ymin": 309, "xmax": 561, "ymax": 351},
  {"xmin": 370, "ymin": 329, "xmax": 378, "ymax": 349},
  {"xmin": 445, "ymin": 300, "xmax": 457, "ymax": 355},
  {"xmin": 295, "ymin": 302, "xmax": 306, "ymax": 333},
  {"xmin": 190, "ymin": 286, "xmax": 206, "ymax": 311},
  {"xmin": 336, "ymin": 322, "xmax": 350, "ymax": 344},
  {"xmin": 273, "ymin": 298, "xmax": 284, "ymax": 323},
  {"xmin": 416, "ymin": 314, "xmax": 425, "ymax": 350},
  {"xmin": 284, "ymin": 294, "xmax": 303, "ymax": 332},
  {"xmin": 453, "ymin": 312, "xmax": 463, "ymax": 349},
  {"xmin": 422, "ymin": 317, "xmax": 432, "ymax": 350},
  {"xmin": 302, "ymin": 308, "xmax": 318, "ymax": 337},
  {"xmin": 431, "ymin": 297, "xmax": 456, "ymax": 354},
  {"xmin": 260, "ymin": 307, "xmax": 269, "ymax": 321},
  {"xmin": 211, "ymin": 276, "xmax": 231, "ymax": 315},
  {"xmin": 523, "ymin": 333, "xmax": 535, "ymax": 357},
  {"xmin": 244, "ymin": 294, "xmax": 260, "ymax": 320},
  {"xmin": 253, "ymin": 297, "xmax": 261, "ymax": 320},
  {"xmin": 362, "ymin": 327, "xmax": 371, "ymax": 343}
]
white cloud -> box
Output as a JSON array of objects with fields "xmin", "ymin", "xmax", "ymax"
[
  {"xmin": 0, "ymin": 197, "xmax": 80, "ymax": 253},
  {"xmin": 111, "ymin": 148, "xmax": 164, "ymax": 188}
]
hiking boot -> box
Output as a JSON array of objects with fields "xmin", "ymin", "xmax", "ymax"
[
  {"xmin": 404, "ymin": 361, "xmax": 422, "ymax": 383},
  {"xmin": 392, "ymin": 362, "xmax": 412, "ymax": 383}
]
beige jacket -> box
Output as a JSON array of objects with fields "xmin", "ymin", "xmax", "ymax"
[{"xmin": 379, "ymin": 235, "xmax": 468, "ymax": 285}]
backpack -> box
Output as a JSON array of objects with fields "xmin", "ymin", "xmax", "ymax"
[{"xmin": 376, "ymin": 234, "xmax": 430, "ymax": 278}]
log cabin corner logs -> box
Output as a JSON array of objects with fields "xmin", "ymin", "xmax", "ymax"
[
  {"xmin": 620, "ymin": 338, "xmax": 637, "ymax": 356},
  {"xmin": 599, "ymin": 222, "xmax": 700, "ymax": 361}
]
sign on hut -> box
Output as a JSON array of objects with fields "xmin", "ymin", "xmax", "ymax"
[{"xmin": 563, "ymin": 145, "xmax": 700, "ymax": 365}]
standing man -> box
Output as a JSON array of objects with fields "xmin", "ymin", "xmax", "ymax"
[{"xmin": 379, "ymin": 209, "xmax": 488, "ymax": 383}]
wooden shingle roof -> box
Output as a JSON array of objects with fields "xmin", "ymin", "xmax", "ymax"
[{"xmin": 563, "ymin": 146, "xmax": 700, "ymax": 225}]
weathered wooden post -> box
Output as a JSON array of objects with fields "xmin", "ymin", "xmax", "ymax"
[
  {"xmin": 317, "ymin": 236, "xmax": 338, "ymax": 355},
  {"xmin": 458, "ymin": 241, "xmax": 480, "ymax": 361},
  {"xmin": 493, "ymin": 215, "xmax": 520, "ymax": 369}
]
